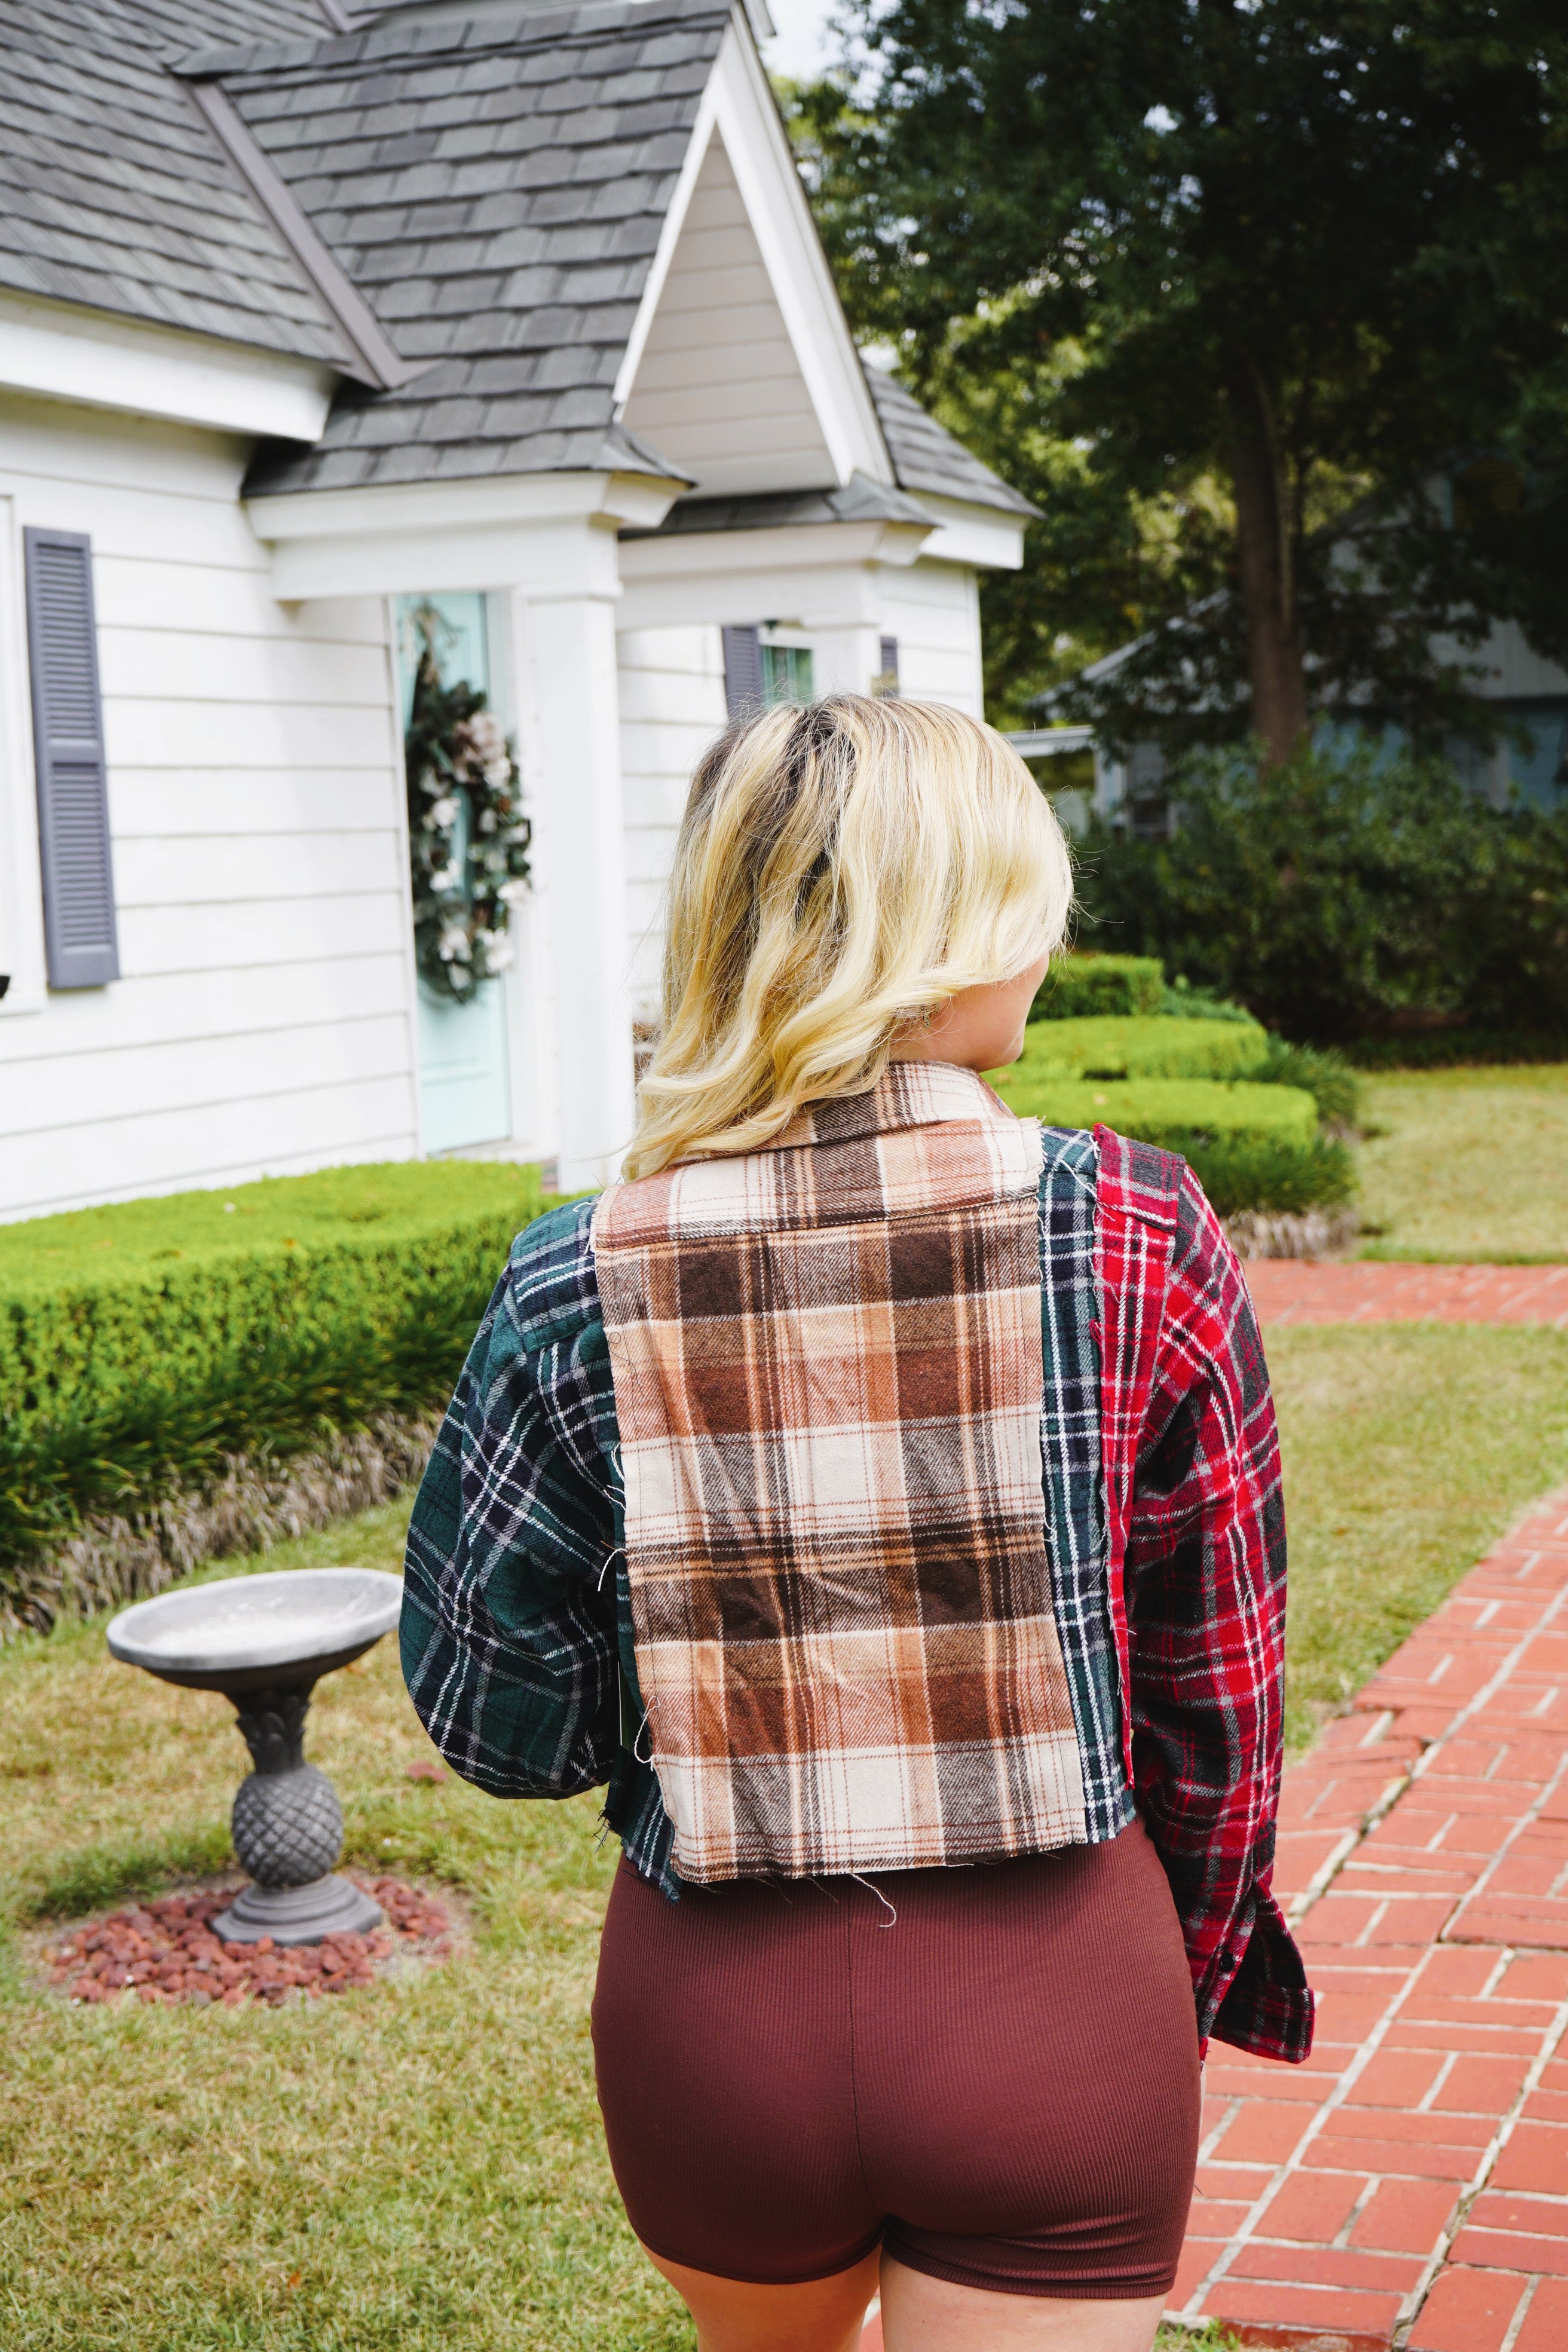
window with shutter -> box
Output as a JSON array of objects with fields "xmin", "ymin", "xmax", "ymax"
[
  {"xmin": 874, "ymin": 635, "xmax": 901, "ymax": 697},
  {"xmin": 24, "ymin": 528, "xmax": 118, "ymax": 990},
  {"xmin": 721, "ymin": 624, "xmax": 763, "ymax": 718},
  {"xmin": 760, "ymin": 644, "xmax": 814, "ymax": 705}
]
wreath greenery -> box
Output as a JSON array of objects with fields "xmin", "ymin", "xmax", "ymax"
[{"xmin": 403, "ymin": 607, "xmax": 532, "ymax": 1003}]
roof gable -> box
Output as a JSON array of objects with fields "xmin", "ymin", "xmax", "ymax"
[{"xmin": 229, "ymin": 0, "xmax": 733, "ymax": 493}]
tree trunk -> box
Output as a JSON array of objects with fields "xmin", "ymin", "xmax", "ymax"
[{"xmin": 1227, "ymin": 354, "xmax": 1308, "ymax": 767}]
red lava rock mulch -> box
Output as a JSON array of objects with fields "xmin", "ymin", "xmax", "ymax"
[{"xmin": 45, "ymin": 1876, "xmax": 452, "ymax": 2008}]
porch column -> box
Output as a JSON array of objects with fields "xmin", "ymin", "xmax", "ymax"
[{"xmin": 507, "ymin": 587, "xmax": 636, "ymax": 1192}]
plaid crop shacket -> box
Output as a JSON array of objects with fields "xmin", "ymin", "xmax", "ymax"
[{"xmin": 402, "ymin": 1066, "xmax": 1314, "ymax": 2064}]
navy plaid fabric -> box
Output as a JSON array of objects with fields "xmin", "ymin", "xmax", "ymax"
[
  {"xmin": 1036, "ymin": 1128, "xmax": 1134, "ymax": 1846},
  {"xmin": 402, "ymin": 1147, "xmax": 1131, "ymax": 1896}
]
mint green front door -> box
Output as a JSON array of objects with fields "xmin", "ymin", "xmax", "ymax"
[{"xmin": 396, "ymin": 593, "xmax": 513, "ymax": 1155}]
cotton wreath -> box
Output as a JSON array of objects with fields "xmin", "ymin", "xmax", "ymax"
[{"xmin": 404, "ymin": 624, "xmax": 532, "ymax": 1003}]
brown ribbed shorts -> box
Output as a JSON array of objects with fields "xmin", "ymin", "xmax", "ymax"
[{"xmin": 591, "ymin": 1816, "xmax": 1200, "ymax": 2299}]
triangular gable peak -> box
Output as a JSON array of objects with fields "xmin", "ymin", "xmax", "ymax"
[{"xmin": 615, "ymin": 20, "xmax": 891, "ymax": 500}]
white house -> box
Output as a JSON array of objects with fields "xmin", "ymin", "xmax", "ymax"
[{"xmin": 0, "ymin": 0, "xmax": 1034, "ymax": 1216}]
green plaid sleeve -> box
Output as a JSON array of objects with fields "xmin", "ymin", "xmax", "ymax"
[{"xmin": 400, "ymin": 1198, "xmax": 622, "ymax": 1799}]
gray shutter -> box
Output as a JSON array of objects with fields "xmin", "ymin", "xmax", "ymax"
[
  {"xmin": 877, "ymin": 635, "xmax": 900, "ymax": 694},
  {"xmin": 24, "ymin": 527, "xmax": 118, "ymax": 989},
  {"xmin": 721, "ymin": 624, "xmax": 763, "ymax": 719}
]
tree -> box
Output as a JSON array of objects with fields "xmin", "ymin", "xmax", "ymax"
[{"xmin": 789, "ymin": 4, "xmax": 1568, "ymax": 762}]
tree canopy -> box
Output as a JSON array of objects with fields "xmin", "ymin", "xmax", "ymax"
[{"xmin": 789, "ymin": 1, "xmax": 1568, "ymax": 759}]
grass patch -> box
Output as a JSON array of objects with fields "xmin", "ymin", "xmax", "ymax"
[
  {"xmin": 1355, "ymin": 1065, "xmax": 1568, "ymax": 1261},
  {"xmin": 5, "ymin": 1331, "xmax": 1565, "ymax": 2342},
  {"xmin": 1270, "ymin": 1326, "xmax": 1568, "ymax": 1747}
]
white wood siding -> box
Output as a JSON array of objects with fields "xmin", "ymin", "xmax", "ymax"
[
  {"xmin": 875, "ymin": 561, "xmax": 986, "ymax": 716},
  {"xmin": 620, "ymin": 132, "xmax": 837, "ymax": 500},
  {"xmin": 617, "ymin": 622, "xmax": 727, "ymax": 1021},
  {"xmin": 0, "ymin": 395, "xmax": 417, "ymax": 1222}
]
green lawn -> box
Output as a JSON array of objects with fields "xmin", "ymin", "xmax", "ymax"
[
  {"xmin": 5, "ymin": 1329, "xmax": 1567, "ymax": 2347},
  {"xmin": 1355, "ymin": 1064, "xmax": 1568, "ymax": 1261}
]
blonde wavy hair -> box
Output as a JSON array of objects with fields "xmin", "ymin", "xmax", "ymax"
[{"xmin": 625, "ymin": 694, "xmax": 1074, "ymax": 1179}]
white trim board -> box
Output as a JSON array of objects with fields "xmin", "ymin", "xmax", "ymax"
[{"xmin": 0, "ymin": 289, "xmax": 335, "ymax": 444}]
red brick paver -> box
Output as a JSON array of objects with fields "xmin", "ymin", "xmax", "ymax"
[
  {"xmin": 1243, "ymin": 1260, "xmax": 1568, "ymax": 1330},
  {"xmin": 1170, "ymin": 1489, "xmax": 1568, "ymax": 2350}
]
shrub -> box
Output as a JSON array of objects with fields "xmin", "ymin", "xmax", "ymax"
[
  {"xmin": 1342, "ymin": 1028, "xmax": 1568, "ymax": 1070},
  {"xmin": 1007, "ymin": 1013, "xmax": 1269, "ymax": 1083},
  {"xmin": 1252, "ymin": 1037, "xmax": 1362, "ymax": 1129},
  {"xmin": 1077, "ymin": 741, "xmax": 1568, "ymax": 1044},
  {"xmin": 1175, "ymin": 1135, "xmax": 1357, "ymax": 1217},
  {"xmin": 988, "ymin": 1066, "xmax": 1348, "ymax": 1213},
  {"xmin": 1031, "ymin": 953, "xmax": 1165, "ymax": 1019},
  {"xmin": 988, "ymin": 1073, "xmax": 1319, "ymax": 1143},
  {"xmin": 0, "ymin": 1162, "xmax": 547, "ymax": 1612}
]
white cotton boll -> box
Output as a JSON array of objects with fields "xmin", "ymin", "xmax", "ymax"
[
  {"xmin": 477, "ymin": 807, "xmax": 498, "ymax": 833},
  {"xmin": 497, "ymin": 877, "xmax": 528, "ymax": 905},
  {"xmin": 483, "ymin": 757, "xmax": 511, "ymax": 788},
  {"xmin": 428, "ymin": 795, "xmax": 458, "ymax": 828},
  {"xmin": 486, "ymin": 939, "xmax": 516, "ymax": 972}
]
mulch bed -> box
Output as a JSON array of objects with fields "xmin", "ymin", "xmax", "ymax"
[{"xmin": 44, "ymin": 1876, "xmax": 453, "ymax": 2008}]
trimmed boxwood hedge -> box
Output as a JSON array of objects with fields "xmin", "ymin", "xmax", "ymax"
[
  {"xmin": 1032, "ymin": 954, "xmax": 1165, "ymax": 1019},
  {"xmin": 0, "ymin": 1162, "xmax": 548, "ymax": 1609},
  {"xmin": 1009, "ymin": 1013, "xmax": 1270, "ymax": 1083}
]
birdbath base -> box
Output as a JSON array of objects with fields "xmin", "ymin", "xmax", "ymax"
[
  {"xmin": 105, "ymin": 1566, "xmax": 405, "ymax": 1951},
  {"xmin": 212, "ymin": 1872, "xmax": 384, "ymax": 1947}
]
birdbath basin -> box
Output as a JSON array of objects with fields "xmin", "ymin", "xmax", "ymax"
[{"xmin": 107, "ymin": 1567, "xmax": 403, "ymax": 1947}]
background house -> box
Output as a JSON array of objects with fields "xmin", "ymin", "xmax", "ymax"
[{"xmin": 0, "ymin": 0, "xmax": 1034, "ymax": 1218}]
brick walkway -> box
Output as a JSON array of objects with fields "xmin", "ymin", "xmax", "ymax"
[
  {"xmin": 1174, "ymin": 1487, "xmax": 1568, "ymax": 2350},
  {"xmin": 1244, "ymin": 1262, "xmax": 1568, "ymax": 1330}
]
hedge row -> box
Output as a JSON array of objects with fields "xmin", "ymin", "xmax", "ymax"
[
  {"xmin": 1, "ymin": 1162, "xmax": 547, "ymax": 1615},
  {"xmin": 1012, "ymin": 1013, "xmax": 1270, "ymax": 1084},
  {"xmin": 1033, "ymin": 954, "xmax": 1165, "ymax": 1019}
]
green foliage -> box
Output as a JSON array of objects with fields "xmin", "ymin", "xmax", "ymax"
[
  {"xmin": 1159, "ymin": 976, "xmax": 1258, "ymax": 1025},
  {"xmin": 1344, "ymin": 1028, "xmax": 1568, "ymax": 1071},
  {"xmin": 990, "ymin": 1061, "xmax": 1349, "ymax": 1212},
  {"xmin": 1080, "ymin": 742, "xmax": 1568, "ymax": 1043},
  {"xmin": 1031, "ymin": 953, "xmax": 1165, "ymax": 1019},
  {"xmin": 1005, "ymin": 1015, "xmax": 1269, "ymax": 1083},
  {"xmin": 0, "ymin": 1163, "xmax": 547, "ymax": 1590},
  {"xmin": 788, "ymin": 6, "xmax": 1568, "ymax": 751},
  {"xmin": 1252, "ymin": 1037, "xmax": 1362, "ymax": 1130},
  {"xmin": 990, "ymin": 1072, "xmax": 1318, "ymax": 1143},
  {"xmin": 1178, "ymin": 1134, "xmax": 1357, "ymax": 1218}
]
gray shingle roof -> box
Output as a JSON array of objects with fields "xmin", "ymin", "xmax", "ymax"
[
  {"xmin": 623, "ymin": 470, "xmax": 935, "ymax": 537},
  {"xmin": 864, "ymin": 363, "xmax": 1040, "ymax": 520},
  {"xmin": 228, "ymin": 0, "xmax": 730, "ymax": 494},
  {"xmin": 0, "ymin": 0, "xmax": 354, "ymax": 367},
  {"xmin": 0, "ymin": 0, "xmax": 1036, "ymax": 528}
]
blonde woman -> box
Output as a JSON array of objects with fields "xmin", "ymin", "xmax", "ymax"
[{"xmin": 402, "ymin": 697, "xmax": 1313, "ymax": 2352}]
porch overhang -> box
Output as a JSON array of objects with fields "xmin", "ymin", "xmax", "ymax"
[{"xmin": 246, "ymin": 467, "xmax": 692, "ymax": 601}]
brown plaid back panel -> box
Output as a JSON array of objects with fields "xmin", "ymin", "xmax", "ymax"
[{"xmin": 592, "ymin": 1061, "xmax": 1088, "ymax": 1882}]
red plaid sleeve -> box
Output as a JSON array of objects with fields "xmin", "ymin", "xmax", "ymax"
[{"xmin": 1096, "ymin": 1127, "xmax": 1314, "ymax": 2064}]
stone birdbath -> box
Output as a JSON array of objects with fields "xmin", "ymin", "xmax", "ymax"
[{"xmin": 106, "ymin": 1567, "xmax": 403, "ymax": 1946}]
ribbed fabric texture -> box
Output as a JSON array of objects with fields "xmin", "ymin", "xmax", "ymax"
[{"xmin": 591, "ymin": 1822, "xmax": 1200, "ymax": 2298}]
